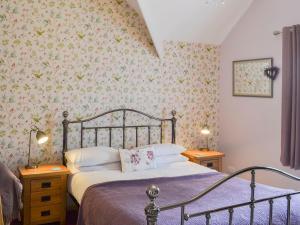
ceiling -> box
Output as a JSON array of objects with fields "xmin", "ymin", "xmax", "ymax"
[{"xmin": 127, "ymin": 0, "xmax": 254, "ymax": 57}]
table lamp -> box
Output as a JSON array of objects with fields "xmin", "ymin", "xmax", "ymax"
[
  {"xmin": 26, "ymin": 126, "xmax": 49, "ymax": 169},
  {"xmin": 200, "ymin": 125, "xmax": 210, "ymax": 151}
]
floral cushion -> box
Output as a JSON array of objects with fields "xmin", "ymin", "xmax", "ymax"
[{"xmin": 119, "ymin": 146, "xmax": 156, "ymax": 172}]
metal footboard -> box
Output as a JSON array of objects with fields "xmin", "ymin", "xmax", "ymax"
[{"xmin": 145, "ymin": 166, "xmax": 300, "ymax": 225}]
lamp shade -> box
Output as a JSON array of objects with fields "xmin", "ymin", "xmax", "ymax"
[
  {"xmin": 36, "ymin": 130, "xmax": 48, "ymax": 144},
  {"xmin": 201, "ymin": 126, "xmax": 210, "ymax": 135}
]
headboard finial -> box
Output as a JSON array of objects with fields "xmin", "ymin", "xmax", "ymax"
[
  {"xmin": 171, "ymin": 110, "xmax": 176, "ymax": 117},
  {"xmin": 63, "ymin": 111, "xmax": 69, "ymax": 119}
]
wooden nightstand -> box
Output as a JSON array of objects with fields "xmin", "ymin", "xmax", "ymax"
[
  {"xmin": 182, "ymin": 150, "xmax": 225, "ymax": 172},
  {"xmin": 18, "ymin": 165, "xmax": 70, "ymax": 225}
]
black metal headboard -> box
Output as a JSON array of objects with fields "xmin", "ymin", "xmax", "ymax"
[{"xmin": 62, "ymin": 108, "xmax": 177, "ymax": 163}]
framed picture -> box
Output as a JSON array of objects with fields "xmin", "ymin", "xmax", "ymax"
[{"xmin": 233, "ymin": 58, "xmax": 273, "ymax": 97}]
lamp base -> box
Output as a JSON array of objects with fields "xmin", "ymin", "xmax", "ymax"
[
  {"xmin": 199, "ymin": 147, "xmax": 210, "ymax": 151},
  {"xmin": 25, "ymin": 164, "xmax": 38, "ymax": 169}
]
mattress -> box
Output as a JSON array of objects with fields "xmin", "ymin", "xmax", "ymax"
[{"xmin": 68, "ymin": 161, "xmax": 216, "ymax": 203}]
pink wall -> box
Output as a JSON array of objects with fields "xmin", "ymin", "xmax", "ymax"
[{"xmin": 220, "ymin": 0, "xmax": 300, "ymax": 189}]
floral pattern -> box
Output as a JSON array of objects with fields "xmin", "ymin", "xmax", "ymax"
[
  {"xmin": 130, "ymin": 153, "xmax": 141, "ymax": 166},
  {"xmin": 0, "ymin": 0, "xmax": 220, "ymax": 172},
  {"xmin": 233, "ymin": 59, "xmax": 272, "ymax": 97},
  {"xmin": 147, "ymin": 151, "xmax": 154, "ymax": 161},
  {"xmin": 119, "ymin": 148, "xmax": 156, "ymax": 172}
]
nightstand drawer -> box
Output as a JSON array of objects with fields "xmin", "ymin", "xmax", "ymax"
[
  {"xmin": 31, "ymin": 177, "xmax": 62, "ymax": 192},
  {"xmin": 31, "ymin": 190, "xmax": 62, "ymax": 207},
  {"xmin": 31, "ymin": 204, "xmax": 62, "ymax": 223},
  {"xmin": 200, "ymin": 159, "xmax": 219, "ymax": 170}
]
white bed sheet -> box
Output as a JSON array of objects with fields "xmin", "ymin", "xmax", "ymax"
[{"xmin": 68, "ymin": 161, "xmax": 216, "ymax": 203}]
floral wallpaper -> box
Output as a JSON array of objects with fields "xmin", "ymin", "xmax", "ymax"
[{"xmin": 0, "ymin": 0, "xmax": 220, "ymax": 171}]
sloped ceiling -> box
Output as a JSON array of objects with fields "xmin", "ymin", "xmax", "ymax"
[{"xmin": 127, "ymin": 0, "xmax": 254, "ymax": 57}]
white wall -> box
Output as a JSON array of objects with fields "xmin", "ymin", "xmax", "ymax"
[
  {"xmin": 138, "ymin": 0, "xmax": 252, "ymax": 44},
  {"xmin": 129, "ymin": 0, "xmax": 253, "ymax": 56},
  {"xmin": 220, "ymin": 0, "xmax": 300, "ymax": 189}
]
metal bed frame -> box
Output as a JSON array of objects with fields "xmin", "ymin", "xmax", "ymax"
[
  {"xmin": 145, "ymin": 167, "xmax": 300, "ymax": 225},
  {"xmin": 62, "ymin": 108, "xmax": 300, "ymax": 225},
  {"xmin": 62, "ymin": 108, "xmax": 177, "ymax": 163},
  {"xmin": 62, "ymin": 108, "xmax": 176, "ymax": 207}
]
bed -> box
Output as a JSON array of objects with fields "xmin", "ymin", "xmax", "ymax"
[{"xmin": 62, "ymin": 108, "xmax": 300, "ymax": 225}]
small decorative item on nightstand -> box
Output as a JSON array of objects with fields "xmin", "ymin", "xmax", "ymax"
[
  {"xmin": 182, "ymin": 149, "xmax": 225, "ymax": 172},
  {"xmin": 18, "ymin": 165, "xmax": 70, "ymax": 225}
]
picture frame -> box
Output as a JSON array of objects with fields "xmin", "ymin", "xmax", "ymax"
[{"xmin": 232, "ymin": 58, "xmax": 273, "ymax": 97}]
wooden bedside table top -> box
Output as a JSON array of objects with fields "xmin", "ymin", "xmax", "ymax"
[
  {"xmin": 19, "ymin": 164, "xmax": 70, "ymax": 178},
  {"xmin": 182, "ymin": 150, "xmax": 225, "ymax": 160}
]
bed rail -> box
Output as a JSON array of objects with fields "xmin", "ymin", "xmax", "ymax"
[{"xmin": 145, "ymin": 166, "xmax": 300, "ymax": 225}]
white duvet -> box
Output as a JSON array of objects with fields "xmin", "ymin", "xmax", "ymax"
[{"xmin": 68, "ymin": 161, "xmax": 216, "ymax": 203}]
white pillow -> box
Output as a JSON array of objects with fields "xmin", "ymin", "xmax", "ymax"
[
  {"xmin": 151, "ymin": 144, "xmax": 186, "ymax": 157},
  {"xmin": 156, "ymin": 154, "xmax": 188, "ymax": 167},
  {"xmin": 65, "ymin": 146, "xmax": 120, "ymax": 167},
  {"xmin": 119, "ymin": 146, "xmax": 156, "ymax": 173},
  {"xmin": 67, "ymin": 162, "xmax": 121, "ymax": 174},
  {"xmin": 66, "ymin": 163, "xmax": 81, "ymax": 174}
]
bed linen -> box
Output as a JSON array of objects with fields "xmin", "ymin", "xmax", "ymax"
[
  {"xmin": 68, "ymin": 161, "xmax": 215, "ymax": 203},
  {"xmin": 70, "ymin": 161, "xmax": 300, "ymax": 225},
  {"xmin": 77, "ymin": 172, "xmax": 300, "ymax": 225}
]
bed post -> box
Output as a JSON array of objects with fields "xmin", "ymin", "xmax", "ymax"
[
  {"xmin": 171, "ymin": 110, "xmax": 176, "ymax": 144},
  {"xmin": 145, "ymin": 185, "xmax": 160, "ymax": 225},
  {"xmin": 62, "ymin": 111, "xmax": 69, "ymax": 165}
]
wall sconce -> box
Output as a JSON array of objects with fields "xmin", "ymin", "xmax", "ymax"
[{"xmin": 26, "ymin": 126, "xmax": 48, "ymax": 169}]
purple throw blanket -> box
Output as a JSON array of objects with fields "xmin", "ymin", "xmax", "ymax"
[
  {"xmin": 77, "ymin": 173, "xmax": 300, "ymax": 225},
  {"xmin": 0, "ymin": 163, "xmax": 22, "ymax": 225}
]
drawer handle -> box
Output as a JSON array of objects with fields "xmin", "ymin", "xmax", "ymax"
[
  {"xmin": 207, "ymin": 162, "xmax": 214, "ymax": 168},
  {"xmin": 41, "ymin": 210, "xmax": 51, "ymax": 217},
  {"xmin": 41, "ymin": 182, "xmax": 51, "ymax": 188},
  {"xmin": 41, "ymin": 195, "xmax": 51, "ymax": 202}
]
